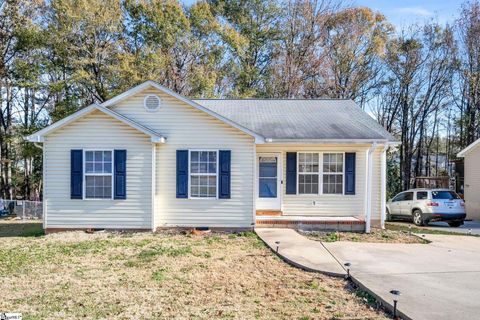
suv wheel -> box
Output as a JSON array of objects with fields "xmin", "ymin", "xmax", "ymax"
[
  {"xmin": 448, "ymin": 221, "xmax": 463, "ymax": 228},
  {"xmin": 412, "ymin": 210, "xmax": 426, "ymax": 226}
]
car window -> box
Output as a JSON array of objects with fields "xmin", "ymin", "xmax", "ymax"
[
  {"xmin": 392, "ymin": 193, "xmax": 405, "ymax": 202},
  {"xmin": 431, "ymin": 191, "xmax": 460, "ymax": 200},
  {"xmin": 416, "ymin": 191, "xmax": 428, "ymax": 200},
  {"xmin": 404, "ymin": 192, "xmax": 414, "ymax": 201}
]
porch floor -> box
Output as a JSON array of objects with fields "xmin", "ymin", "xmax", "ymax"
[{"xmin": 255, "ymin": 215, "xmax": 365, "ymax": 232}]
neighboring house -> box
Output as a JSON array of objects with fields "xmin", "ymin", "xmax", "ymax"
[
  {"xmin": 26, "ymin": 81, "xmax": 396, "ymax": 233},
  {"xmin": 458, "ymin": 140, "xmax": 480, "ymax": 220}
]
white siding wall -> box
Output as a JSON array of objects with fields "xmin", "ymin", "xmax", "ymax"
[
  {"xmin": 44, "ymin": 110, "xmax": 153, "ymax": 229},
  {"xmin": 256, "ymin": 144, "xmax": 384, "ymax": 226},
  {"xmin": 111, "ymin": 88, "xmax": 255, "ymax": 228},
  {"xmin": 464, "ymin": 147, "xmax": 480, "ymax": 220}
]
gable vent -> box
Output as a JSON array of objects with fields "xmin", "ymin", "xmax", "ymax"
[{"xmin": 144, "ymin": 95, "xmax": 161, "ymax": 112}]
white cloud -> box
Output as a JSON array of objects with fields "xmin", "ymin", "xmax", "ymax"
[{"xmin": 397, "ymin": 6, "xmax": 434, "ymax": 17}]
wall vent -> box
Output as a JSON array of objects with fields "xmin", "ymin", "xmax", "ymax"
[{"xmin": 144, "ymin": 95, "xmax": 161, "ymax": 112}]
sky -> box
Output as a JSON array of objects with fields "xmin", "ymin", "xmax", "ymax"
[
  {"xmin": 181, "ymin": 0, "xmax": 464, "ymax": 29},
  {"xmin": 355, "ymin": 0, "xmax": 462, "ymax": 28}
]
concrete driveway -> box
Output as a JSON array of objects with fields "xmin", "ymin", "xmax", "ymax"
[
  {"xmin": 325, "ymin": 235, "xmax": 480, "ymax": 320},
  {"xmin": 256, "ymin": 228, "xmax": 480, "ymax": 320}
]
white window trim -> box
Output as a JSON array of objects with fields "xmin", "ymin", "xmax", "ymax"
[
  {"xmin": 296, "ymin": 152, "xmax": 346, "ymax": 196},
  {"xmin": 297, "ymin": 151, "xmax": 321, "ymax": 195},
  {"xmin": 188, "ymin": 149, "xmax": 219, "ymax": 200},
  {"xmin": 322, "ymin": 152, "xmax": 345, "ymax": 195},
  {"xmin": 83, "ymin": 149, "xmax": 114, "ymax": 200}
]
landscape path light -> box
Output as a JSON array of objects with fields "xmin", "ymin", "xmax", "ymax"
[{"xmin": 389, "ymin": 289, "xmax": 401, "ymax": 319}]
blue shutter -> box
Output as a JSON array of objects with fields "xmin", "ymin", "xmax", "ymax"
[
  {"xmin": 176, "ymin": 150, "xmax": 188, "ymax": 198},
  {"xmin": 70, "ymin": 149, "xmax": 83, "ymax": 199},
  {"xmin": 345, "ymin": 152, "xmax": 356, "ymax": 195},
  {"xmin": 219, "ymin": 150, "xmax": 231, "ymax": 199},
  {"xmin": 286, "ymin": 152, "xmax": 297, "ymax": 194},
  {"xmin": 114, "ymin": 150, "xmax": 127, "ymax": 199}
]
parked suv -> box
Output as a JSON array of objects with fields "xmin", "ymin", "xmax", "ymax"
[{"xmin": 386, "ymin": 189, "xmax": 466, "ymax": 227}]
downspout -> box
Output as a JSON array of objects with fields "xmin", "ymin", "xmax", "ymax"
[
  {"xmin": 380, "ymin": 144, "xmax": 388, "ymax": 229},
  {"xmin": 252, "ymin": 142, "xmax": 257, "ymax": 229},
  {"xmin": 365, "ymin": 143, "xmax": 377, "ymax": 233}
]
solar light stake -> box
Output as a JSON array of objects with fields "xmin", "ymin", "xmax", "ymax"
[
  {"xmin": 344, "ymin": 262, "xmax": 351, "ymax": 280},
  {"xmin": 408, "ymin": 225, "xmax": 412, "ymax": 236},
  {"xmin": 389, "ymin": 290, "xmax": 401, "ymax": 319},
  {"xmin": 469, "ymin": 229, "xmax": 472, "ymax": 235},
  {"xmin": 275, "ymin": 241, "xmax": 280, "ymax": 253}
]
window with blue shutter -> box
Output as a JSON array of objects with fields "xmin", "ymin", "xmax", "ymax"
[
  {"xmin": 70, "ymin": 149, "xmax": 83, "ymax": 199},
  {"xmin": 345, "ymin": 152, "xmax": 356, "ymax": 195},
  {"xmin": 176, "ymin": 150, "xmax": 189, "ymax": 198},
  {"xmin": 219, "ymin": 150, "xmax": 231, "ymax": 199},
  {"xmin": 114, "ymin": 150, "xmax": 127, "ymax": 199},
  {"xmin": 286, "ymin": 152, "xmax": 297, "ymax": 194}
]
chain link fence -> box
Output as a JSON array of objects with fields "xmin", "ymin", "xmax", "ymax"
[{"xmin": 0, "ymin": 200, "xmax": 43, "ymax": 220}]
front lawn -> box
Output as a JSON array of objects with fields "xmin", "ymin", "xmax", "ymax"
[
  {"xmin": 0, "ymin": 222, "xmax": 387, "ymax": 320},
  {"xmin": 301, "ymin": 227, "xmax": 428, "ymax": 244}
]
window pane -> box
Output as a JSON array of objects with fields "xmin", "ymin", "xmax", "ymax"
[
  {"xmin": 86, "ymin": 151, "xmax": 93, "ymax": 161},
  {"xmin": 299, "ymin": 174, "xmax": 319, "ymax": 194},
  {"xmin": 103, "ymin": 151, "xmax": 111, "ymax": 161},
  {"xmin": 190, "ymin": 151, "xmax": 217, "ymax": 198},
  {"xmin": 208, "ymin": 152, "xmax": 216, "ymax": 162},
  {"xmin": 85, "ymin": 175, "xmax": 112, "ymax": 199},
  {"xmin": 104, "ymin": 163, "xmax": 112, "ymax": 173},
  {"xmin": 191, "ymin": 163, "xmax": 199, "ymax": 173},
  {"xmin": 323, "ymin": 153, "xmax": 343, "ymax": 173},
  {"xmin": 94, "ymin": 151, "xmax": 102, "ymax": 161},
  {"xmin": 85, "ymin": 162, "xmax": 94, "ymax": 173},
  {"xmin": 259, "ymin": 160, "xmax": 277, "ymax": 178},
  {"xmin": 417, "ymin": 192, "xmax": 428, "ymax": 200},
  {"xmin": 259, "ymin": 178, "xmax": 277, "ymax": 198},
  {"xmin": 208, "ymin": 163, "xmax": 216, "ymax": 173},
  {"xmin": 323, "ymin": 174, "xmax": 343, "ymax": 194},
  {"xmin": 298, "ymin": 153, "xmax": 319, "ymax": 174}
]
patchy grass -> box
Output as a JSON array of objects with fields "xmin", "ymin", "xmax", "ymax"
[
  {"xmin": 302, "ymin": 228, "xmax": 428, "ymax": 244},
  {"xmin": 386, "ymin": 222, "xmax": 480, "ymax": 237},
  {"xmin": 0, "ymin": 221, "xmax": 387, "ymax": 320},
  {"xmin": 0, "ymin": 219, "xmax": 44, "ymax": 237}
]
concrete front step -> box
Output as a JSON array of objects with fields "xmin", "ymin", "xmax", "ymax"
[{"xmin": 255, "ymin": 216, "xmax": 365, "ymax": 232}]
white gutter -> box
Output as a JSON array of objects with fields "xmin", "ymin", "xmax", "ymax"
[
  {"xmin": 264, "ymin": 138, "xmax": 397, "ymax": 145},
  {"xmin": 364, "ymin": 142, "xmax": 377, "ymax": 233},
  {"xmin": 380, "ymin": 144, "xmax": 388, "ymax": 229}
]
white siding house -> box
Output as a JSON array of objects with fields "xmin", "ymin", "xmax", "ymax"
[
  {"xmin": 27, "ymin": 80, "xmax": 397, "ymax": 233},
  {"xmin": 458, "ymin": 139, "xmax": 480, "ymax": 220}
]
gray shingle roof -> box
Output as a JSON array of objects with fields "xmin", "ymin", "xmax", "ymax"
[{"xmin": 193, "ymin": 99, "xmax": 395, "ymax": 142}]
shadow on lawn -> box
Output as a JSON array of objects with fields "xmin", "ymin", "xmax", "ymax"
[{"xmin": 0, "ymin": 219, "xmax": 44, "ymax": 237}]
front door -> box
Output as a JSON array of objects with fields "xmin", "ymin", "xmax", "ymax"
[{"xmin": 256, "ymin": 154, "xmax": 282, "ymax": 210}]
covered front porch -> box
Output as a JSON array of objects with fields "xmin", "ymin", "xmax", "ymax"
[{"xmin": 254, "ymin": 143, "xmax": 388, "ymax": 232}]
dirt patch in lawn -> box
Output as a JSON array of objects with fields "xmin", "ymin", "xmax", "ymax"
[
  {"xmin": 301, "ymin": 228, "xmax": 429, "ymax": 244},
  {"xmin": 0, "ymin": 222, "xmax": 388, "ymax": 320}
]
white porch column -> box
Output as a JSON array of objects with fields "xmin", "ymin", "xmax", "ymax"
[
  {"xmin": 364, "ymin": 143, "xmax": 377, "ymax": 233},
  {"xmin": 151, "ymin": 143, "xmax": 157, "ymax": 232},
  {"xmin": 380, "ymin": 144, "xmax": 388, "ymax": 229}
]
